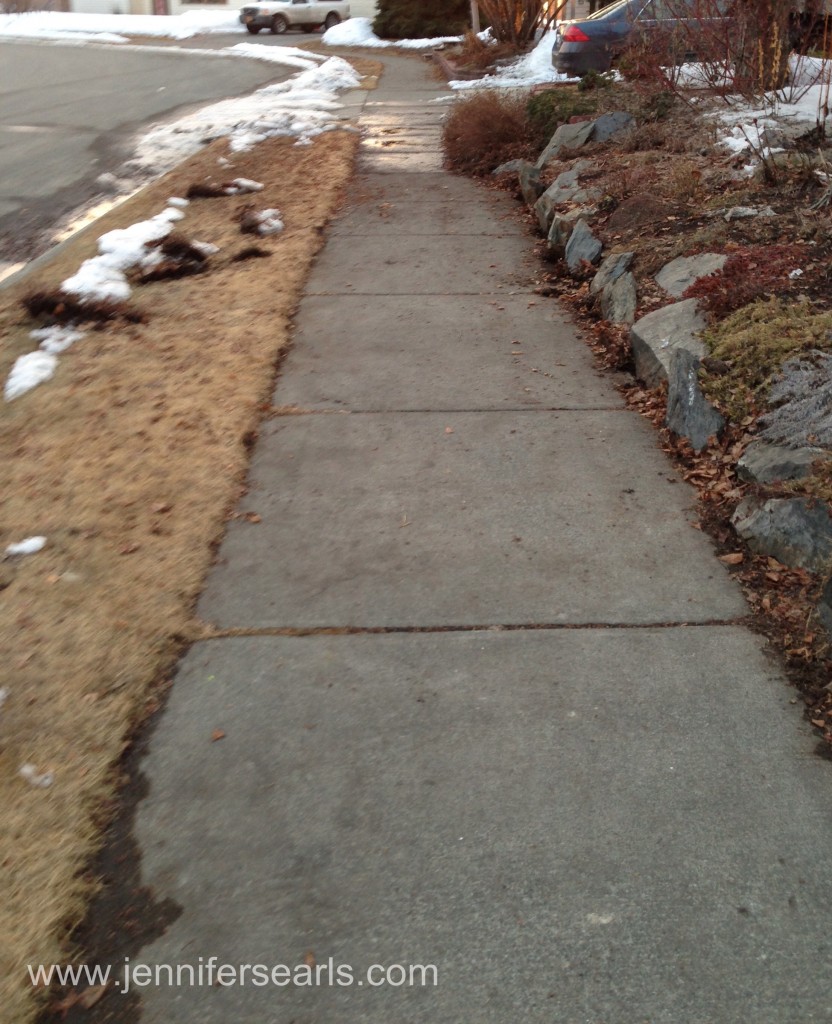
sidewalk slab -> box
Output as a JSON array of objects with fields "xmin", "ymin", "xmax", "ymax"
[
  {"xmin": 135, "ymin": 629, "xmax": 832, "ymax": 1024},
  {"xmin": 197, "ymin": 411, "xmax": 746, "ymax": 629},
  {"xmin": 330, "ymin": 197, "xmax": 517, "ymax": 236},
  {"xmin": 344, "ymin": 172, "xmax": 493, "ymax": 203},
  {"xmin": 305, "ymin": 234, "xmax": 537, "ymax": 294},
  {"xmin": 275, "ymin": 294, "xmax": 619, "ymax": 410},
  {"xmin": 360, "ymin": 150, "xmax": 445, "ymax": 172}
]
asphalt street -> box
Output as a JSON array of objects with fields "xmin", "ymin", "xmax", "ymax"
[{"xmin": 0, "ymin": 38, "xmax": 300, "ymax": 264}]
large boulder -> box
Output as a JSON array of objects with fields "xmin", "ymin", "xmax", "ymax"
[
  {"xmin": 759, "ymin": 352, "xmax": 832, "ymax": 450},
  {"xmin": 547, "ymin": 205, "xmax": 598, "ymax": 253},
  {"xmin": 732, "ymin": 497, "xmax": 832, "ymax": 571},
  {"xmin": 533, "ymin": 160, "xmax": 598, "ymax": 232},
  {"xmin": 536, "ymin": 120, "xmax": 596, "ymax": 169},
  {"xmin": 590, "ymin": 111, "xmax": 636, "ymax": 142},
  {"xmin": 655, "ymin": 253, "xmax": 727, "ymax": 298},
  {"xmin": 736, "ymin": 442, "xmax": 824, "ymax": 484},
  {"xmin": 564, "ymin": 220, "xmax": 602, "ymax": 274},
  {"xmin": 630, "ymin": 299, "xmax": 707, "ymax": 388},
  {"xmin": 665, "ymin": 349, "xmax": 725, "ymax": 451},
  {"xmin": 590, "ymin": 251, "xmax": 634, "ymax": 296},
  {"xmin": 600, "ymin": 271, "xmax": 637, "ymax": 325}
]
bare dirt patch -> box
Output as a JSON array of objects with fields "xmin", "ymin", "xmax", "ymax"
[{"xmin": 0, "ymin": 123, "xmax": 361, "ymax": 1024}]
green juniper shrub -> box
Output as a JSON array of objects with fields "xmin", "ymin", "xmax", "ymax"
[
  {"xmin": 525, "ymin": 88, "xmax": 600, "ymax": 152},
  {"xmin": 577, "ymin": 69, "xmax": 616, "ymax": 92},
  {"xmin": 373, "ymin": 0, "xmax": 469, "ymax": 39}
]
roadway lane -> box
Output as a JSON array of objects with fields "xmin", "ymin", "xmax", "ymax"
[{"xmin": 0, "ymin": 40, "xmax": 299, "ymax": 263}]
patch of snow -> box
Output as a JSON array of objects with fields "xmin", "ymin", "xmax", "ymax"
[
  {"xmin": 192, "ymin": 241, "xmax": 220, "ymax": 257},
  {"xmin": 61, "ymin": 206, "xmax": 185, "ymax": 303},
  {"xmin": 31, "ymin": 325, "xmax": 85, "ymax": 354},
  {"xmin": 168, "ymin": 196, "xmax": 189, "ymax": 208},
  {"xmin": 4, "ymin": 352, "xmax": 58, "ymax": 401},
  {"xmin": 19, "ymin": 763, "xmax": 54, "ymax": 788},
  {"xmin": 789, "ymin": 268, "xmax": 804, "ymax": 279},
  {"xmin": 227, "ymin": 42, "xmax": 326, "ymax": 70},
  {"xmin": 249, "ymin": 209, "xmax": 284, "ymax": 235},
  {"xmin": 0, "ymin": 11, "xmax": 242, "ymax": 42},
  {"xmin": 133, "ymin": 55, "xmax": 360, "ymax": 172},
  {"xmin": 5, "ymin": 536, "xmax": 47, "ymax": 556},
  {"xmin": 0, "ymin": 688, "xmax": 8, "ymax": 711},
  {"xmin": 450, "ymin": 30, "xmax": 575, "ymax": 90},
  {"xmin": 322, "ymin": 16, "xmax": 461, "ymax": 49},
  {"xmin": 226, "ymin": 177, "xmax": 264, "ymax": 194}
]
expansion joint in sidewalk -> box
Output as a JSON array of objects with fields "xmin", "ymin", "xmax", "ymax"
[
  {"xmin": 267, "ymin": 406, "xmax": 629, "ymax": 416},
  {"xmin": 200, "ymin": 618, "xmax": 750, "ymax": 640}
]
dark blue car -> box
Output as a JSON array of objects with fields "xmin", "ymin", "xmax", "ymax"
[{"xmin": 552, "ymin": 0, "xmax": 730, "ymax": 76}]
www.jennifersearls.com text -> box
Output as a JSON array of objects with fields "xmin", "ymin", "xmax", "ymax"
[{"xmin": 28, "ymin": 957, "xmax": 439, "ymax": 993}]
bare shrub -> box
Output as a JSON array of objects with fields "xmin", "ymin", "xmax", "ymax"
[
  {"xmin": 617, "ymin": 0, "xmax": 829, "ymax": 102},
  {"xmin": 476, "ymin": 0, "xmax": 568, "ymax": 46},
  {"xmin": 452, "ymin": 30, "xmax": 524, "ymax": 71},
  {"xmin": 442, "ymin": 90, "xmax": 534, "ymax": 175}
]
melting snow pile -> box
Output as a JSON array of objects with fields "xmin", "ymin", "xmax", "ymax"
[
  {"xmin": 710, "ymin": 54, "xmax": 832, "ymax": 164},
  {"xmin": 323, "ymin": 16, "xmax": 462, "ymax": 49},
  {"xmin": 4, "ymin": 327, "xmax": 86, "ymax": 401},
  {"xmin": 133, "ymin": 54, "xmax": 360, "ymax": 176},
  {"xmin": 450, "ymin": 30, "xmax": 574, "ymax": 90},
  {"xmin": 242, "ymin": 208, "xmax": 284, "ymax": 235},
  {"xmin": 61, "ymin": 205, "xmax": 185, "ymax": 303},
  {"xmin": 4, "ymin": 204, "xmax": 186, "ymax": 401},
  {"xmin": 0, "ymin": 10, "xmax": 241, "ymax": 42},
  {"xmin": 4, "ymin": 353, "xmax": 58, "ymax": 402}
]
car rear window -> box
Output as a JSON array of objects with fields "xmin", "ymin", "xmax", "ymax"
[{"xmin": 585, "ymin": 0, "xmax": 638, "ymax": 21}]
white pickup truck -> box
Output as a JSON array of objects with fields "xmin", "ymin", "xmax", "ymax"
[{"xmin": 239, "ymin": 0, "xmax": 349, "ymax": 34}]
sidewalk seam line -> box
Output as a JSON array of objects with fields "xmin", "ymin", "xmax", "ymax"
[{"xmin": 197, "ymin": 619, "xmax": 751, "ymax": 640}]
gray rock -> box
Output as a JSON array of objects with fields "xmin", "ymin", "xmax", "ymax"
[
  {"xmin": 518, "ymin": 161, "xmax": 544, "ymax": 205},
  {"xmin": 564, "ymin": 219, "xmax": 602, "ymax": 274},
  {"xmin": 533, "ymin": 159, "xmax": 596, "ymax": 231},
  {"xmin": 590, "ymin": 111, "xmax": 636, "ymax": 142},
  {"xmin": 631, "ymin": 299, "xmax": 707, "ymax": 388},
  {"xmin": 547, "ymin": 205, "xmax": 598, "ymax": 253},
  {"xmin": 736, "ymin": 441, "xmax": 824, "ymax": 484},
  {"xmin": 492, "ymin": 159, "xmax": 527, "ymax": 176},
  {"xmin": 536, "ymin": 120, "xmax": 596, "ymax": 170},
  {"xmin": 732, "ymin": 497, "xmax": 832, "ymax": 571},
  {"xmin": 665, "ymin": 349, "xmax": 725, "ymax": 452},
  {"xmin": 759, "ymin": 121, "xmax": 818, "ymax": 151},
  {"xmin": 600, "ymin": 271, "xmax": 637, "ymax": 325},
  {"xmin": 759, "ymin": 352, "xmax": 832, "ymax": 450},
  {"xmin": 590, "ymin": 251, "xmax": 634, "ymax": 296},
  {"xmin": 655, "ymin": 253, "xmax": 728, "ymax": 298},
  {"xmin": 724, "ymin": 205, "xmax": 776, "ymax": 221}
]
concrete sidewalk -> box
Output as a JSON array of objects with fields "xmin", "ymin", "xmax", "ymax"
[{"xmin": 134, "ymin": 56, "xmax": 832, "ymax": 1022}]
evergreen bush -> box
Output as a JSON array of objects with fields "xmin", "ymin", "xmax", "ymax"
[{"xmin": 373, "ymin": 0, "xmax": 470, "ymax": 39}]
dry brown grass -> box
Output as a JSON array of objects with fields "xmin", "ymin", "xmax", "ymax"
[{"xmin": 0, "ymin": 118, "xmax": 363, "ymax": 1023}]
